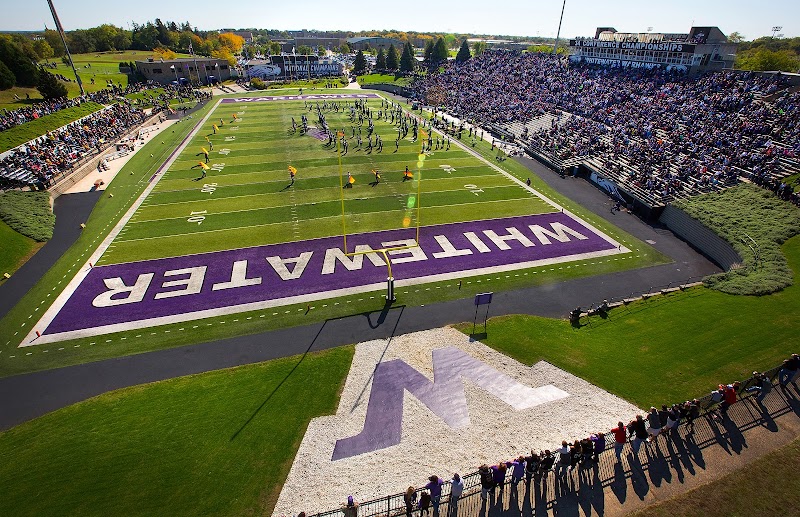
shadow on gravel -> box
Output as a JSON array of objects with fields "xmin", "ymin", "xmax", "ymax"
[{"xmin": 429, "ymin": 385, "xmax": 798, "ymax": 517}]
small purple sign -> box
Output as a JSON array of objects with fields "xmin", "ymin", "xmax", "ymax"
[
  {"xmin": 474, "ymin": 292, "xmax": 493, "ymax": 306},
  {"xmin": 221, "ymin": 93, "xmax": 380, "ymax": 103},
  {"xmin": 43, "ymin": 213, "xmax": 620, "ymax": 337}
]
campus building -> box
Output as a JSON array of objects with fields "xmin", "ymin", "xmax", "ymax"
[
  {"xmin": 568, "ymin": 26, "xmax": 737, "ymax": 73},
  {"xmin": 346, "ymin": 36, "xmax": 404, "ymax": 52},
  {"xmin": 135, "ymin": 58, "xmax": 233, "ymax": 85},
  {"xmin": 243, "ymin": 56, "xmax": 344, "ymax": 80}
]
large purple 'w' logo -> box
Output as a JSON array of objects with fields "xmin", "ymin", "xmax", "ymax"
[{"xmin": 332, "ymin": 347, "xmax": 570, "ymax": 460}]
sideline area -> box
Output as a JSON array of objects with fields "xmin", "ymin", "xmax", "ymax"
[{"xmin": 63, "ymin": 118, "xmax": 179, "ymax": 194}]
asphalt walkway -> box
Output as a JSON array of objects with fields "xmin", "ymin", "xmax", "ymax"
[
  {"xmin": 0, "ymin": 191, "xmax": 101, "ymax": 322},
  {"xmin": 0, "ymin": 122, "xmax": 721, "ymax": 431}
]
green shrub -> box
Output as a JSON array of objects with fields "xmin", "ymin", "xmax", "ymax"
[
  {"xmin": 249, "ymin": 77, "xmax": 266, "ymax": 90},
  {"xmin": 0, "ymin": 191, "xmax": 55, "ymax": 242},
  {"xmin": 675, "ymin": 184, "xmax": 800, "ymax": 295}
]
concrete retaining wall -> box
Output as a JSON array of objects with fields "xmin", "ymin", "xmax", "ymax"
[{"xmin": 659, "ymin": 204, "xmax": 743, "ymax": 270}]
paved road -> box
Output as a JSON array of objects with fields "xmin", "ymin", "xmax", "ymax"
[
  {"xmin": 0, "ymin": 191, "xmax": 101, "ymax": 321},
  {"xmin": 0, "ymin": 131, "xmax": 721, "ymax": 431}
]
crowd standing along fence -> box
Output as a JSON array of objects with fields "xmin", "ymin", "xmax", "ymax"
[
  {"xmin": 305, "ymin": 277, "xmax": 792, "ymax": 517},
  {"xmin": 307, "ymin": 359, "xmax": 788, "ymax": 517}
]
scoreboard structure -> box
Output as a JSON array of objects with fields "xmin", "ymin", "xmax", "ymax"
[{"xmin": 569, "ymin": 26, "xmax": 737, "ymax": 73}]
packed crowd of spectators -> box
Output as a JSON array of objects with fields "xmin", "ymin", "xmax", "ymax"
[
  {"xmin": 1, "ymin": 82, "xmax": 209, "ymax": 132},
  {"xmin": 412, "ymin": 51, "xmax": 800, "ymax": 204},
  {"xmin": 0, "ymin": 102, "xmax": 147, "ymax": 190}
]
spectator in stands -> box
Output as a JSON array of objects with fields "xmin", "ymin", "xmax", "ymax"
[
  {"xmin": 1, "ymin": 102, "xmax": 146, "ymax": 191},
  {"xmin": 412, "ymin": 51, "xmax": 800, "ymax": 206}
]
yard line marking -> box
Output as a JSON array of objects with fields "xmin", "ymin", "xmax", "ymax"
[
  {"xmin": 113, "ymin": 197, "xmax": 543, "ymax": 244},
  {"xmin": 21, "ymin": 99, "xmax": 222, "ymax": 347}
]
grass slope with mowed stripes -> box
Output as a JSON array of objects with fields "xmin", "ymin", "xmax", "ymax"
[{"xmin": 100, "ymin": 96, "xmax": 552, "ymax": 265}]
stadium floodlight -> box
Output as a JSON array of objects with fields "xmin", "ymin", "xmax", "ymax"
[
  {"xmin": 46, "ymin": 0, "xmax": 84, "ymax": 95},
  {"xmin": 771, "ymin": 26, "xmax": 783, "ymax": 38}
]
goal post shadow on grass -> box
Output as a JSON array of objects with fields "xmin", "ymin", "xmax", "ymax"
[{"xmin": 335, "ymin": 128, "xmax": 425, "ymax": 304}]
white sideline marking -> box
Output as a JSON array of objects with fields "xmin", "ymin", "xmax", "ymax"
[
  {"xmin": 21, "ymin": 98, "xmax": 632, "ymax": 346},
  {"xmin": 22, "ymin": 99, "xmax": 223, "ymax": 347},
  {"xmin": 26, "ymin": 245, "xmax": 626, "ymax": 346}
]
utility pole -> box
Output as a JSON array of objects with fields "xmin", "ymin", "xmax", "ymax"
[
  {"xmin": 46, "ymin": 0, "xmax": 84, "ymax": 95},
  {"xmin": 552, "ymin": 0, "xmax": 567, "ymax": 55}
]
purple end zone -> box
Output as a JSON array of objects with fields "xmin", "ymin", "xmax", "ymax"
[
  {"xmin": 221, "ymin": 93, "xmax": 381, "ymax": 103},
  {"xmin": 45, "ymin": 213, "xmax": 617, "ymax": 335}
]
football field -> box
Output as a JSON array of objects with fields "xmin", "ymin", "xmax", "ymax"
[
  {"xmin": 25, "ymin": 92, "xmax": 630, "ymax": 345},
  {"xmin": 104, "ymin": 94, "xmax": 553, "ymax": 263}
]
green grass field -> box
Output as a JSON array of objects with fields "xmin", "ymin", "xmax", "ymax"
[
  {"xmin": 100, "ymin": 96, "xmax": 552, "ymax": 265},
  {"xmin": 0, "ymin": 346, "xmax": 354, "ymax": 517},
  {"xmin": 1, "ymin": 237, "xmax": 798, "ymax": 517},
  {"xmin": 357, "ymin": 73, "xmax": 412, "ymax": 87},
  {"xmin": 0, "ymin": 101, "xmax": 104, "ymax": 153},
  {"xmin": 0, "ymin": 51, "xmax": 191, "ymax": 111},
  {"xmin": 0, "ymin": 220, "xmax": 42, "ymax": 279},
  {"xmin": 0, "ymin": 90, "xmax": 665, "ymax": 377}
]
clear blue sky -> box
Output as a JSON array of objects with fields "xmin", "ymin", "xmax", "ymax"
[{"xmin": 1, "ymin": 0, "xmax": 797, "ymax": 39}]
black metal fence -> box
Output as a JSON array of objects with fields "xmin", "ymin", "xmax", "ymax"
[{"xmin": 306, "ymin": 280, "xmax": 791, "ymax": 517}]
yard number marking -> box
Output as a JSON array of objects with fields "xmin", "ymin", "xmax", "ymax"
[
  {"xmin": 464, "ymin": 184, "xmax": 483, "ymax": 196},
  {"xmin": 187, "ymin": 210, "xmax": 207, "ymax": 225}
]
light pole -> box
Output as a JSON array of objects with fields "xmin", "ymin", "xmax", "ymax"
[
  {"xmin": 771, "ymin": 26, "xmax": 783, "ymax": 39},
  {"xmin": 46, "ymin": 0, "xmax": 84, "ymax": 95},
  {"xmin": 552, "ymin": 0, "xmax": 567, "ymax": 55}
]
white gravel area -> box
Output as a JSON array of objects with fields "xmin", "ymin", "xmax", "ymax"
[{"xmin": 272, "ymin": 327, "xmax": 643, "ymax": 516}]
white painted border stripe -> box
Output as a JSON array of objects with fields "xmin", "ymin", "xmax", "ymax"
[
  {"xmin": 21, "ymin": 95, "xmax": 633, "ymax": 346},
  {"xmin": 24, "ymin": 246, "xmax": 625, "ymax": 346},
  {"xmin": 22, "ymin": 100, "xmax": 223, "ymax": 346}
]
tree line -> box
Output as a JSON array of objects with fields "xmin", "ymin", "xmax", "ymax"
[{"xmin": 731, "ymin": 33, "xmax": 800, "ymax": 72}]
